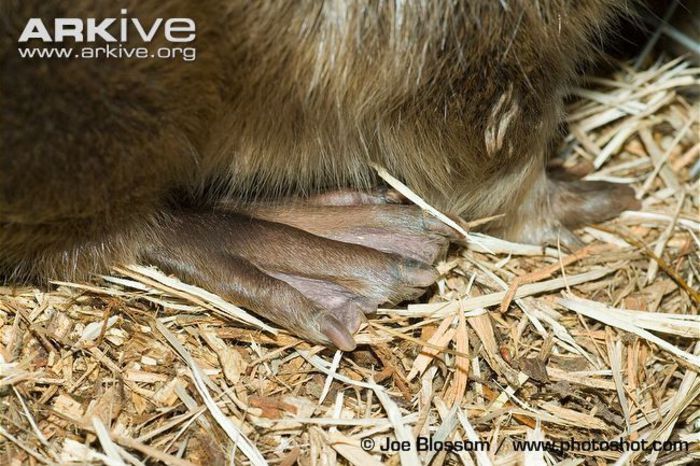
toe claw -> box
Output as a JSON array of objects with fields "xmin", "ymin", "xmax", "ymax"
[
  {"xmin": 320, "ymin": 314, "xmax": 357, "ymax": 351},
  {"xmin": 400, "ymin": 260, "xmax": 438, "ymax": 287}
]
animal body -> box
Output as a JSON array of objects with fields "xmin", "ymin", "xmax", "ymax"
[{"xmin": 1, "ymin": 1, "xmax": 640, "ymax": 350}]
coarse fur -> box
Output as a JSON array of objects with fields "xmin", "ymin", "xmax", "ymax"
[{"xmin": 0, "ymin": 0, "xmax": 642, "ymax": 347}]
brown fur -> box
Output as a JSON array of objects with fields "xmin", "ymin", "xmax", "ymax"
[{"xmin": 1, "ymin": 1, "xmax": 643, "ymax": 346}]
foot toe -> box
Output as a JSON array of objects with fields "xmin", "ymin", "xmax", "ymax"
[
  {"xmin": 145, "ymin": 194, "xmax": 455, "ymax": 351},
  {"xmin": 554, "ymin": 179, "xmax": 640, "ymax": 228},
  {"xmin": 397, "ymin": 259, "xmax": 438, "ymax": 288}
]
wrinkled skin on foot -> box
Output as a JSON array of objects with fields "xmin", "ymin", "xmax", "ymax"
[
  {"xmin": 142, "ymin": 169, "xmax": 638, "ymax": 351},
  {"xmin": 143, "ymin": 191, "xmax": 457, "ymax": 351}
]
